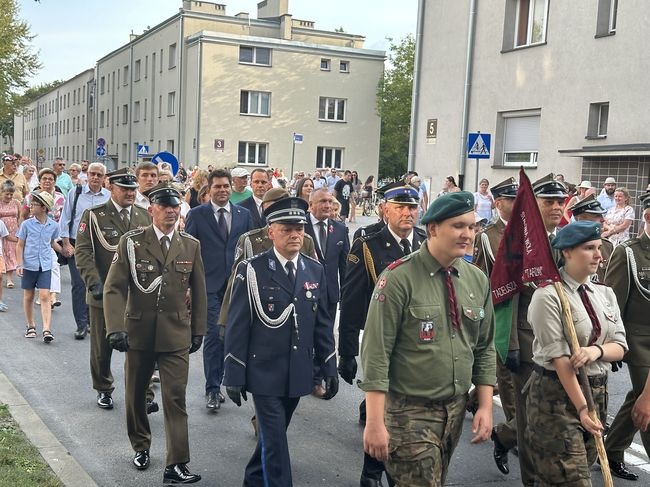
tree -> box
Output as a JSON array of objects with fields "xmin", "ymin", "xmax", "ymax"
[
  {"xmin": 0, "ymin": 0, "xmax": 41, "ymax": 145},
  {"xmin": 376, "ymin": 34, "xmax": 414, "ymax": 179}
]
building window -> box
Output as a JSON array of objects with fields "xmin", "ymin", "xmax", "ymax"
[
  {"xmin": 238, "ymin": 141, "xmax": 268, "ymax": 165},
  {"xmin": 240, "ymin": 91, "xmax": 271, "ymax": 116},
  {"xmin": 134, "ymin": 59, "xmax": 141, "ymax": 81},
  {"xmin": 514, "ymin": 0, "xmax": 548, "ymax": 47},
  {"xmin": 239, "ymin": 46, "xmax": 271, "ymax": 66},
  {"xmin": 122, "ymin": 104, "xmax": 128, "ymax": 124},
  {"xmin": 167, "ymin": 139, "xmax": 175, "ymax": 153},
  {"xmin": 319, "ymin": 97, "xmax": 346, "ymax": 122},
  {"xmin": 123, "ymin": 65, "xmax": 129, "ymax": 85},
  {"xmin": 339, "ymin": 61, "xmax": 350, "ymax": 73},
  {"xmin": 158, "ymin": 95, "xmax": 162, "ymax": 118},
  {"xmin": 169, "ymin": 43, "xmax": 177, "ymax": 69},
  {"xmin": 500, "ymin": 111, "xmax": 540, "ymax": 167},
  {"xmin": 316, "ymin": 146, "xmax": 343, "ymax": 169},
  {"xmin": 596, "ymin": 0, "xmax": 618, "ymax": 36},
  {"xmin": 144, "ymin": 98, "xmax": 148, "ymax": 121},
  {"xmin": 320, "ymin": 58, "xmax": 331, "ymax": 71},
  {"xmin": 145, "ymin": 55, "xmax": 148, "ymax": 78},
  {"xmin": 587, "ymin": 102, "xmax": 609, "ymax": 138},
  {"xmin": 133, "ymin": 101, "xmax": 141, "ymax": 122},
  {"xmin": 82, "ymin": 114, "xmax": 85, "ymax": 131},
  {"xmin": 167, "ymin": 92, "xmax": 176, "ymax": 116}
]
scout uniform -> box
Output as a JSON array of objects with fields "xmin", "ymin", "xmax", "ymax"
[
  {"xmin": 103, "ymin": 183, "xmax": 207, "ymax": 480},
  {"xmin": 360, "ymin": 192, "xmax": 496, "ymax": 486},
  {"xmin": 75, "ymin": 169, "xmax": 152, "ymax": 410},
  {"xmin": 526, "ymin": 221, "xmax": 627, "ymax": 486},
  {"xmin": 223, "ymin": 197, "xmax": 337, "ymax": 487},
  {"xmin": 605, "ymin": 194, "xmax": 650, "ymax": 481}
]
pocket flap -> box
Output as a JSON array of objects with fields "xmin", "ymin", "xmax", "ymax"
[{"xmin": 408, "ymin": 305, "xmax": 441, "ymax": 321}]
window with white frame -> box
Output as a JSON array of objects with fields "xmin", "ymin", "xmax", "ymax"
[
  {"xmin": 500, "ymin": 111, "xmax": 540, "ymax": 166},
  {"xmin": 320, "ymin": 58, "xmax": 331, "ymax": 71},
  {"xmin": 240, "ymin": 91, "xmax": 271, "ymax": 116},
  {"xmin": 134, "ymin": 59, "xmax": 141, "ymax": 81},
  {"xmin": 319, "ymin": 97, "xmax": 346, "ymax": 122},
  {"xmin": 587, "ymin": 102, "xmax": 609, "ymax": 138},
  {"xmin": 167, "ymin": 92, "xmax": 176, "ymax": 116},
  {"xmin": 169, "ymin": 43, "xmax": 177, "ymax": 69},
  {"xmin": 133, "ymin": 101, "xmax": 140, "ymax": 122},
  {"xmin": 596, "ymin": 0, "xmax": 618, "ymax": 36},
  {"xmin": 339, "ymin": 60, "xmax": 350, "ymax": 73},
  {"xmin": 514, "ymin": 0, "xmax": 548, "ymax": 47},
  {"xmin": 238, "ymin": 141, "xmax": 268, "ymax": 165},
  {"xmin": 239, "ymin": 46, "xmax": 271, "ymax": 66},
  {"xmin": 316, "ymin": 146, "xmax": 343, "ymax": 169},
  {"xmin": 123, "ymin": 65, "xmax": 129, "ymax": 85},
  {"xmin": 122, "ymin": 104, "xmax": 128, "ymax": 124}
]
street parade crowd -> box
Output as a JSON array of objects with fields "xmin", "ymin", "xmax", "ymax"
[{"xmin": 1, "ymin": 151, "xmax": 650, "ymax": 486}]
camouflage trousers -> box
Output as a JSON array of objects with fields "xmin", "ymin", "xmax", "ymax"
[
  {"xmin": 384, "ymin": 391, "xmax": 467, "ymax": 487},
  {"xmin": 525, "ymin": 371, "xmax": 607, "ymax": 487}
]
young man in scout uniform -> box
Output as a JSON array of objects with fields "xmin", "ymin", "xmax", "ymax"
[
  {"xmin": 75, "ymin": 168, "xmax": 155, "ymax": 411},
  {"xmin": 223, "ymin": 196, "xmax": 338, "ymax": 487},
  {"xmin": 103, "ymin": 182, "xmax": 207, "ymax": 484},
  {"xmin": 360, "ymin": 191, "xmax": 496, "ymax": 486}
]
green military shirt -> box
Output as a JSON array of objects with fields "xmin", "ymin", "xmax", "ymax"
[{"xmin": 360, "ymin": 240, "xmax": 496, "ymax": 400}]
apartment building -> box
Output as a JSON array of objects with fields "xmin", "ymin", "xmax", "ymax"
[
  {"xmin": 13, "ymin": 69, "xmax": 95, "ymax": 166},
  {"xmin": 412, "ymin": 0, "xmax": 649, "ymax": 206}
]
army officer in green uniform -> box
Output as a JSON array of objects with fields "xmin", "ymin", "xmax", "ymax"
[
  {"xmin": 360, "ymin": 192, "xmax": 496, "ymax": 486},
  {"xmin": 103, "ymin": 182, "xmax": 207, "ymax": 484},
  {"xmin": 75, "ymin": 168, "xmax": 153, "ymax": 411}
]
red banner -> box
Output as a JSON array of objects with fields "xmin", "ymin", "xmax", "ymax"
[{"xmin": 490, "ymin": 169, "xmax": 560, "ymax": 305}]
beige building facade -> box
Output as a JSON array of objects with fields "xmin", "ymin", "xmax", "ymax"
[{"xmin": 412, "ymin": 0, "xmax": 649, "ymax": 205}]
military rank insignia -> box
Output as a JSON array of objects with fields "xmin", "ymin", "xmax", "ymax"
[
  {"xmin": 78, "ymin": 222, "xmax": 87, "ymax": 234},
  {"xmin": 268, "ymin": 303, "xmax": 275, "ymax": 312},
  {"xmin": 420, "ymin": 321, "xmax": 435, "ymax": 341}
]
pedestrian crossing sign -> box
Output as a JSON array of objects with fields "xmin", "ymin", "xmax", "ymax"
[
  {"xmin": 137, "ymin": 144, "xmax": 149, "ymax": 157},
  {"xmin": 467, "ymin": 133, "xmax": 491, "ymax": 159}
]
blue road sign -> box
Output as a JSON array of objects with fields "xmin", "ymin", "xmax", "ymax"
[
  {"xmin": 96, "ymin": 146, "xmax": 106, "ymax": 157},
  {"xmin": 293, "ymin": 133, "xmax": 304, "ymax": 144},
  {"xmin": 97, "ymin": 138, "xmax": 106, "ymax": 147},
  {"xmin": 151, "ymin": 151, "xmax": 179, "ymax": 175},
  {"xmin": 137, "ymin": 144, "xmax": 149, "ymax": 157},
  {"xmin": 467, "ymin": 133, "xmax": 491, "ymax": 159}
]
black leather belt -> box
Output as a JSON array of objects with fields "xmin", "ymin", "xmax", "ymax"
[{"xmin": 533, "ymin": 364, "xmax": 607, "ymax": 388}]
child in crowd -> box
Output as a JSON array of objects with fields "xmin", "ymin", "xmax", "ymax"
[{"xmin": 15, "ymin": 191, "xmax": 62, "ymax": 343}]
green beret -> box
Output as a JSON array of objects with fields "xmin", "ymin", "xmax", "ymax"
[
  {"xmin": 552, "ymin": 221, "xmax": 601, "ymax": 250},
  {"xmin": 421, "ymin": 191, "xmax": 475, "ymax": 224}
]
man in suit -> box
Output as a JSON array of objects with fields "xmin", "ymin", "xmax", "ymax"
[
  {"xmin": 305, "ymin": 187, "xmax": 349, "ymax": 397},
  {"xmin": 104, "ymin": 183, "xmax": 207, "ymax": 483},
  {"xmin": 237, "ymin": 168, "xmax": 270, "ymax": 230},
  {"xmin": 224, "ymin": 196, "xmax": 338, "ymax": 487},
  {"xmin": 185, "ymin": 168, "xmax": 254, "ymax": 411},
  {"xmin": 75, "ymin": 168, "xmax": 155, "ymax": 411},
  {"xmin": 338, "ymin": 183, "xmax": 426, "ymax": 487}
]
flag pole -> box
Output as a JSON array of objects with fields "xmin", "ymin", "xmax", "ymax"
[{"xmin": 554, "ymin": 282, "xmax": 613, "ymax": 487}]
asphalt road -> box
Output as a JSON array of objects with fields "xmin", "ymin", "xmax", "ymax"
[{"xmin": 0, "ymin": 215, "xmax": 648, "ymax": 486}]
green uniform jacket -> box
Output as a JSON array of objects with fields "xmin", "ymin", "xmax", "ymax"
[
  {"xmin": 472, "ymin": 218, "xmax": 505, "ymax": 276},
  {"xmin": 360, "ymin": 241, "xmax": 496, "ymax": 400},
  {"xmin": 605, "ymin": 231, "xmax": 650, "ymax": 366},
  {"xmin": 103, "ymin": 225, "xmax": 208, "ymax": 352},
  {"xmin": 75, "ymin": 201, "xmax": 151, "ymax": 307}
]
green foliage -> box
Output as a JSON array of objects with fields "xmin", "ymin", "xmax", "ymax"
[{"xmin": 376, "ymin": 34, "xmax": 414, "ymax": 180}]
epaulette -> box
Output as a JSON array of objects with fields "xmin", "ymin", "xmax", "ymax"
[
  {"xmin": 123, "ymin": 228, "xmax": 145, "ymax": 238},
  {"xmin": 387, "ymin": 257, "xmax": 408, "ymax": 270},
  {"xmin": 414, "ymin": 227, "xmax": 427, "ymax": 238},
  {"xmin": 133, "ymin": 203, "xmax": 148, "ymax": 211},
  {"xmin": 89, "ymin": 201, "xmax": 109, "ymax": 212},
  {"xmin": 301, "ymin": 252, "xmax": 320, "ymax": 264},
  {"xmin": 179, "ymin": 231, "xmax": 199, "ymax": 242}
]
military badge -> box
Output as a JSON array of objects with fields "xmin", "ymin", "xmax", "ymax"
[
  {"xmin": 269, "ymin": 259, "xmax": 276, "ymax": 271},
  {"xmin": 268, "ymin": 303, "xmax": 275, "ymax": 312},
  {"xmin": 377, "ymin": 278, "xmax": 387, "ymax": 290},
  {"xmin": 348, "ymin": 254, "xmax": 359, "ymax": 264},
  {"xmin": 112, "ymin": 252, "xmax": 119, "ymax": 264},
  {"xmin": 78, "ymin": 222, "xmax": 87, "ymax": 234},
  {"xmin": 304, "ymin": 282, "xmax": 319, "ymax": 290},
  {"xmin": 306, "ymin": 291, "xmax": 312, "ymax": 299},
  {"xmin": 329, "ymin": 225, "xmax": 334, "ymax": 233},
  {"xmin": 420, "ymin": 321, "xmax": 435, "ymax": 341}
]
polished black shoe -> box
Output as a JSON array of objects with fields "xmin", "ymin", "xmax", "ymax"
[
  {"xmin": 74, "ymin": 327, "xmax": 88, "ymax": 340},
  {"xmin": 163, "ymin": 463, "xmax": 201, "ymax": 484},
  {"xmin": 206, "ymin": 391, "xmax": 220, "ymax": 411},
  {"xmin": 97, "ymin": 392, "xmax": 113, "ymax": 409},
  {"xmin": 609, "ymin": 461, "xmax": 639, "ymax": 481},
  {"xmin": 360, "ymin": 474, "xmax": 384, "ymax": 487},
  {"xmin": 217, "ymin": 391, "xmax": 225, "ymax": 403},
  {"xmin": 133, "ymin": 450, "xmax": 150, "ymax": 470},
  {"xmin": 491, "ymin": 428, "xmax": 509, "ymax": 475},
  {"xmin": 146, "ymin": 400, "xmax": 159, "ymax": 414}
]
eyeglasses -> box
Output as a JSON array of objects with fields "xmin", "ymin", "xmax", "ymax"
[{"xmin": 40, "ymin": 177, "xmax": 55, "ymax": 182}]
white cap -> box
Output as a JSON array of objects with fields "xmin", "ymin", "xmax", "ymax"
[
  {"xmin": 578, "ymin": 180, "xmax": 592, "ymax": 189},
  {"xmin": 604, "ymin": 177, "xmax": 616, "ymax": 184},
  {"xmin": 231, "ymin": 167, "xmax": 250, "ymax": 178}
]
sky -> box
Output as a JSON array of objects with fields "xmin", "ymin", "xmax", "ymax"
[{"xmin": 18, "ymin": 0, "xmax": 418, "ymax": 88}]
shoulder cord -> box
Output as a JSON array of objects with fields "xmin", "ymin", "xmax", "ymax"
[
  {"xmin": 126, "ymin": 237, "xmax": 163, "ymax": 294},
  {"xmin": 88, "ymin": 211, "xmax": 118, "ymax": 253},
  {"xmin": 246, "ymin": 262, "xmax": 296, "ymax": 328},
  {"xmin": 362, "ymin": 241, "xmax": 378, "ymax": 285},
  {"xmin": 626, "ymin": 246, "xmax": 650, "ymax": 302},
  {"xmin": 244, "ymin": 236, "xmax": 254, "ymax": 259},
  {"xmin": 480, "ymin": 232, "xmax": 494, "ymax": 263}
]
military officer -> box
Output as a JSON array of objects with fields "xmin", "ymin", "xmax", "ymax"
[
  {"xmin": 223, "ymin": 197, "xmax": 338, "ymax": 487},
  {"xmin": 569, "ymin": 194, "xmax": 613, "ymax": 283},
  {"xmin": 604, "ymin": 193, "xmax": 650, "ymax": 481},
  {"xmin": 360, "ymin": 192, "xmax": 496, "ymax": 486},
  {"xmin": 526, "ymin": 221, "xmax": 626, "ymax": 486},
  {"xmin": 338, "ymin": 183, "xmax": 426, "ymax": 487},
  {"xmin": 471, "ymin": 176, "xmax": 519, "ymax": 475},
  {"xmin": 103, "ymin": 182, "xmax": 207, "ymax": 484},
  {"xmin": 352, "ymin": 183, "xmax": 390, "ymax": 241},
  {"xmin": 75, "ymin": 168, "xmax": 156, "ymax": 412}
]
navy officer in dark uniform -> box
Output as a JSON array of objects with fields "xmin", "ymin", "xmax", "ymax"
[{"xmin": 223, "ymin": 196, "xmax": 339, "ymax": 487}]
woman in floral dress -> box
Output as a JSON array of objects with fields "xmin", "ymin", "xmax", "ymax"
[{"xmin": 0, "ymin": 181, "xmax": 22, "ymax": 288}]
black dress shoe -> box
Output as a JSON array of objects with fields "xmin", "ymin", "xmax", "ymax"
[
  {"xmin": 133, "ymin": 450, "xmax": 150, "ymax": 470},
  {"xmin": 609, "ymin": 461, "xmax": 639, "ymax": 481},
  {"xmin": 360, "ymin": 474, "xmax": 384, "ymax": 487},
  {"xmin": 217, "ymin": 391, "xmax": 225, "ymax": 403},
  {"xmin": 97, "ymin": 392, "xmax": 113, "ymax": 409},
  {"xmin": 146, "ymin": 400, "xmax": 159, "ymax": 414},
  {"xmin": 491, "ymin": 428, "xmax": 509, "ymax": 475},
  {"xmin": 74, "ymin": 327, "xmax": 88, "ymax": 340},
  {"xmin": 163, "ymin": 463, "xmax": 201, "ymax": 484},
  {"xmin": 206, "ymin": 391, "xmax": 220, "ymax": 411}
]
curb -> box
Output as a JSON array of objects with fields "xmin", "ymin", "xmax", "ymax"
[{"xmin": 0, "ymin": 371, "xmax": 98, "ymax": 487}]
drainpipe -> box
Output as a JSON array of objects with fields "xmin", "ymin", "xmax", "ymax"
[
  {"xmin": 407, "ymin": 0, "xmax": 425, "ymax": 172},
  {"xmin": 128, "ymin": 41, "xmax": 134, "ymax": 166},
  {"xmin": 177, "ymin": 12, "xmax": 185, "ymax": 159},
  {"xmin": 195, "ymin": 37, "xmax": 203, "ymax": 168},
  {"xmin": 458, "ymin": 0, "xmax": 478, "ymax": 190}
]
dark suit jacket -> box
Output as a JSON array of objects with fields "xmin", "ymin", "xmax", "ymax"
[
  {"xmin": 237, "ymin": 196, "xmax": 265, "ymax": 230},
  {"xmin": 304, "ymin": 214, "xmax": 349, "ymax": 306},
  {"xmin": 185, "ymin": 202, "xmax": 254, "ymax": 294},
  {"xmin": 223, "ymin": 249, "xmax": 337, "ymax": 397}
]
